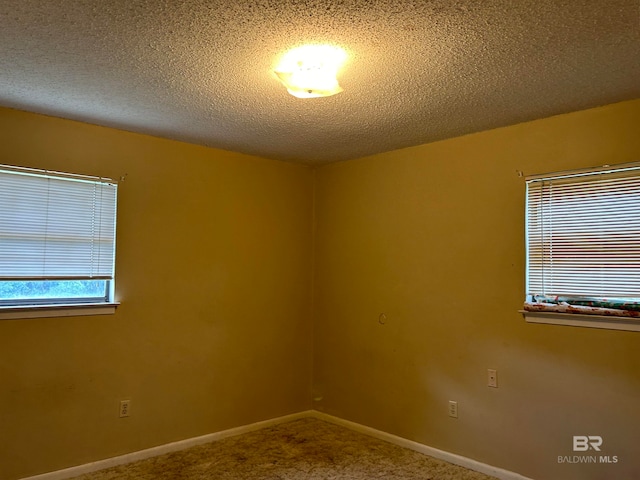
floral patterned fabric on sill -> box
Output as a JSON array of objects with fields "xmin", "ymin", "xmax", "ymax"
[
  {"xmin": 532, "ymin": 295, "xmax": 640, "ymax": 312},
  {"xmin": 524, "ymin": 299, "xmax": 640, "ymax": 318}
]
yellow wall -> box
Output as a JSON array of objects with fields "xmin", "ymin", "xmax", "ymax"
[
  {"xmin": 313, "ymin": 99, "xmax": 640, "ymax": 480},
  {"xmin": 0, "ymin": 108, "xmax": 314, "ymax": 480},
  {"xmin": 2, "ymin": 100, "xmax": 640, "ymax": 480}
]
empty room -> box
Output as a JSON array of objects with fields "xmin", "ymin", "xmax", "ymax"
[{"xmin": 1, "ymin": 2, "xmax": 638, "ymax": 480}]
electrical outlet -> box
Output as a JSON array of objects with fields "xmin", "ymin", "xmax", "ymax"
[
  {"xmin": 119, "ymin": 399, "xmax": 131, "ymax": 418},
  {"xmin": 488, "ymin": 369, "xmax": 498, "ymax": 388},
  {"xmin": 448, "ymin": 400, "xmax": 458, "ymax": 418}
]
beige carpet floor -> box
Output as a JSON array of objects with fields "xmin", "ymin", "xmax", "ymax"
[{"xmin": 71, "ymin": 417, "xmax": 497, "ymax": 480}]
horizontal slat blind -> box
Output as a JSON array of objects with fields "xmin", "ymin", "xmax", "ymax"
[
  {"xmin": 0, "ymin": 166, "xmax": 117, "ymax": 280},
  {"xmin": 526, "ymin": 166, "xmax": 640, "ymax": 298}
]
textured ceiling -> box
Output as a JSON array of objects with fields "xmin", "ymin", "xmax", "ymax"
[{"xmin": 1, "ymin": 1, "xmax": 639, "ymax": 165}]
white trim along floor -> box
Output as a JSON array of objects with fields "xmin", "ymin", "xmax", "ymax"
[{"xmin": 20, "ymin": 410, "xmax": 533, "ymax": 480}]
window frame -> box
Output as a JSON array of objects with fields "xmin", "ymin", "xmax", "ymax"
[
  {"xmin": 522, "ymin": 162, "xmax": 640, "ymax": 332},
  {"xmin": 0, "ymin": 164, "xmax": 119, "ymax": 319}
]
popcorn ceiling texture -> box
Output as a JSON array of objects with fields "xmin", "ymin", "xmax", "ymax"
[{"xmin": 0, "ymin": 0, "xmax": 638, "ymax": 165}]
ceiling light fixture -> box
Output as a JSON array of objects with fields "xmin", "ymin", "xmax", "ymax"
[{"xmin": 274, "ymin": 45, "xmax": 347, "ymax": 98}]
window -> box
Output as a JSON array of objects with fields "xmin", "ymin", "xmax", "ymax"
[
  {"xmin": 0, "ymin": 164, "xmax": 117, "ymax": 315},
  {"xmin": 524, "ymin": 163, "xmax": 640, "ymax": 331}
]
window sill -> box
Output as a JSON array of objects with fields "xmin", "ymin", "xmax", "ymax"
[
  {"xmin": 520, "ymin": 310, "xmax": 640, "ymax": 332},
  {"xmin": 0, "ymin": 302, "xmax": 119, "ymax": 320}
]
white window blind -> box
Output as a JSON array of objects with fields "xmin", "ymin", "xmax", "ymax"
[
  {"xmin": 0, "ymin": 165, "xmax": 117, "ymax": 280},
  {"xmin": 526, "ymin": 164, "xmax": 640, "ymax": 299}
]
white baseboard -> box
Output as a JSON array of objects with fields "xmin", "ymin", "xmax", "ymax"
[
  {"xmin": 19, "ymin": 410, "xmax": 311, "ymax": 480},
  {"xmin": 21, "ymin": 409, "xmax": 532, "ymax": 480},
  {"xmin": 309, "ymin": 411, "xmax": 534, "ymax": 480}
]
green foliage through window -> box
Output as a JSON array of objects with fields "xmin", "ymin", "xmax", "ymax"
[{"xmin": 0, "ymin": 280, "xmax": 108, "ymax": 303}]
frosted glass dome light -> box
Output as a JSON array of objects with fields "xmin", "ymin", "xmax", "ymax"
[{"xmin": 275, "ymin": 45, "xmax": 347, "ymax": 98}]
